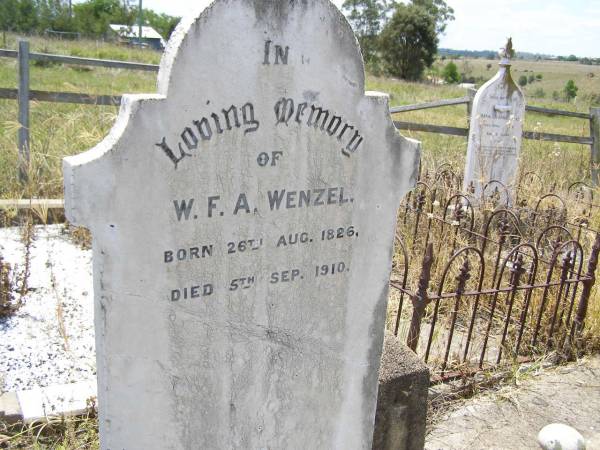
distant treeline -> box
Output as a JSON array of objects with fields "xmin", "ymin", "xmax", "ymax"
[
  {"xmin": 439, "ymin": 48, "xmax": 598, "ymax": 64},
  {"xmin": 0, "ymin": 0, "xmax": 180, "ymax": 40}
]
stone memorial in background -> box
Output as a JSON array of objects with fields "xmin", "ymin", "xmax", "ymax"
[
  {"xmin": 63, "ymin": 0, "xmax": 420, "ymax": 448},
  {"xmin": 463, "ymin": 39, "xmax": 525, "ymax": 202}
]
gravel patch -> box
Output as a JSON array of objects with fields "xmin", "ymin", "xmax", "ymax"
[
  {"xmin": 0, "ymin": 225, "xmax": 95, "ymax": 393},
  {"xmin": 426, "ymin": 356, "xmax": 600, "ymax": 449}
]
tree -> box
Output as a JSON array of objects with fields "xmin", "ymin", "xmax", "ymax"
[
  {"xmin": 378, "ymin": 3, "xmax": 437, "ymax": 80},
  {"xmin": 36, "ymin": 0, "xmax": 74, "ymax": 33},
  {"xmin": 72, "ymin": 0, "xmax": 131, "ymax": 36},
  {"xmin": 518, "ymin": 75, "xmax": 528, "ymax": 87},
  {"xmin": 412, "ymin": 0, "xmax": 454, "ymax": 34},
  {"xmin": 528, "ymin": 74, "xmax": 535, "ymax": 84},
  {"xmin": 0, "ymin": 0, "xmax": 20, "ymax": 33},
  {"xmin": 15, "ymin": 0, "xmax": 38, "ymax": 32},
  {"xmin": 143, "ymin": 10, "xmax": 180, "ymax": 39},
  {"xmin": 536, "ymin": 73, "xmax": 543, "ymax": 81},
  {"xmin": 442, "ymin": 61, "xmax": 459, "ymax": 83},
  {"xmin": 486, "ymin": 63, "xmax": 492, "ymax": 71},
  {"xmin": 564, "ymin": 80, "xmax": 578, "ymax": 101},
  {"xmin": 342, "ymin": 0, "xmax": 391, "ymax": 63}
]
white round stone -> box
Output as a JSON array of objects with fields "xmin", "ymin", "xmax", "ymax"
[{"xmin": 538, "ymin": 423, "xmax": 586, "ymax": 450}]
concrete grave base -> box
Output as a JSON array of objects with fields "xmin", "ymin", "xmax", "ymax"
[{"xmin": 373, "ymin": 332, "xmax": 430, "ymax": 450}]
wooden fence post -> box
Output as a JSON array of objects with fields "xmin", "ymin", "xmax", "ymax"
[
  {"xmin": 590, "ymin": 107, "xmax": 600, "ymax": 187},
  {"xmin": 18, "ymin": 40, "xmax": 30, "ymax": 183},
  {"xmin": 466, "ymin": 87, "xmax": 477, "ymax": 122}
]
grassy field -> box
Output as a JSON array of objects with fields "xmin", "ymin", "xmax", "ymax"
[
  {"xmin": 1, "ymin": 36, "xmax": 600, "ymax": 448},
  {"xmin": 1, "ymin": 35, "xmax": 599, "ymax": 197},
  {"xmin": 372, "ymin": 56, "xmax": 600, "ymax": 184}
]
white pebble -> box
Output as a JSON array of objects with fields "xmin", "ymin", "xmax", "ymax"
[{"xmin": 538, "ymin": 423, "xmax": 586, "ymax": 450}]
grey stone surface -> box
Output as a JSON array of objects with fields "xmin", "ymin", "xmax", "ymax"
[
  {"xmin": 463, "ymin": 53, "xmax": 525, "ymax": 201},
  {"xmin": 63, "ymin": 1, "xmax": 420, "ymax": 449},
  {"xmin": 373, "ymin": 332, "xmax": 429, "ymax": 450}
]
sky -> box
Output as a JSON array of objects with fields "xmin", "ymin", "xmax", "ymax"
[{"xmin": 97, "ymin": 0, "xmax": 600, "ymax": 58}]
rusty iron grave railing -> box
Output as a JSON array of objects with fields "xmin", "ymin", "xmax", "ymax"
[{"xmin": 390, "ymin": 166, "xmax": 600, "ymax": 383}]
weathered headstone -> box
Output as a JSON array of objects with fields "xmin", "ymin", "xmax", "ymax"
[
  {"xmin": 463, "ymin": 39, "xmax": 525, "ymax": 201},
  {"xmin": 63, "ymin": 1, "xmax": 420, "ymax": 448}
]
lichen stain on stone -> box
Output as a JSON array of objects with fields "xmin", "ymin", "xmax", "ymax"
[
  {"xmin": 265, "ymin": 327, "xmax": 295, "ymax": 350},
  {"xmin": 303, "ymin": 90, "xmax": 320, "ymax": 102},
  {"xmin": 250, "ymin": 0, "xmax": 311, "ymax": 32}
]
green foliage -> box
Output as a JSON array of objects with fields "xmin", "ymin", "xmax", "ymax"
[
  {"xmin": 379, "ymin": 3, "xmax": 438, "ymax": 81},
  {"xmin": 532, "ymin": 87, "xmax": 546, "ymax": 98},
  {"xmin": 72, "ymin": 0, "xmax": 133, "ymax": 36},
  {"xmin": 342, "ymin": 0, "xmax": 391, "ymax": 64},
  {"xmin": 341, "ymin": 0, "xmax": 451, "ymax": 74},
  {"xmin": 143, "ymin": 10, "xmax": 180, "ymax": 39},
  {"xmin": 518, "ymin": 75, "xmax": 528, "ymax": 87},
  {"xmin": 0, "ymin": 0, "xmax": 21, "ymax": 32},
  {"xmin": 16, "ymin": 0, "xmax": 38, "ymax": 32},
  {"xmin": 0, "ymin": 0, "xmax": 179, "ymax": 39},
  {"xmin": 412, "ymin": 0, "xmax": 454, "ymax": 34},
  {"xmin": 536, "ymin": 73, "xmax": 543, "ymax": 81},
  {"xmin": 37, "ymin": 0, "xmax": 75, "ymax": 33},
  {"xmin": 564, "ymin": 79, "xmax": 578, "ymax": 101},
  {"xmin": 528, "ymin": 74, "xmax": 535, "ymax": 84},
  {"xmin": 442, "ymin": 61, "xmax": 459, "ymax": 83}
]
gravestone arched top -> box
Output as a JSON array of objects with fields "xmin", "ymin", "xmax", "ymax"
[
  {"xmin": 157, "ymin": 0, "xmax": 366, "ymax": 98},
  {"xmin": 476, "ymin": 58, "xmax": 523, "ymax": 107},
  {"xmin": 64, "ymin": 0, "xmax": 410, "ymax": 229}
]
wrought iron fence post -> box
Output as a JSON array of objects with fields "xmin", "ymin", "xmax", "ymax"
[
  {"xmin": 18, "ymin": 40, "xmax": 30, "ymax": 183},
  {"xmin": 442, "ymin": 259, "xmax": 471, "ymax": 372},
  {"xmin": 497, "ymin": 254, "xmax": 526, "ymax": 364},
  {"xmin": 407, "ymin": 243, "xmax": 433, "ymax": 352},
  {"xmin": 572, "ymin": 233, "xmax": 600, "ymax": 337}
]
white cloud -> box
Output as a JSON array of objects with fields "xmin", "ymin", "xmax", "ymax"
[{"xmin": 441, "ymin": 0, "xmax": 600, "ymax": 57}]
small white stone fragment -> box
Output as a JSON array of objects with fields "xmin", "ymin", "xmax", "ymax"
[{"xmin": 538, "ymin": 423, "xmax": 586, "ymax": 450}]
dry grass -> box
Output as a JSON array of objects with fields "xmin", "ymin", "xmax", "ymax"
[{"xmin": 0, "ymin": 410, "xmax": 99, "ymax": 449}]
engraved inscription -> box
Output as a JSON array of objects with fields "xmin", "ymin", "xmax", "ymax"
[{"xmin": 263, "ymin": 40, "xmax": 290, "ymax": 65}]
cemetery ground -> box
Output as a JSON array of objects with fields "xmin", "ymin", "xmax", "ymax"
[{"xmin": 1, "ymin": 35, "xmax": 600, "ymax": 447}]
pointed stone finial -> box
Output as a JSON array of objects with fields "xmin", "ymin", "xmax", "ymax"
[{"xmin": 500, "ymin": 37, "xmax": 515, "ymax": 66}]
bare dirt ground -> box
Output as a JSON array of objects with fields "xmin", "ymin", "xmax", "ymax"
[{"xmin": 426, "ymin": 356, "xmax": 600, "ymax": 449}]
